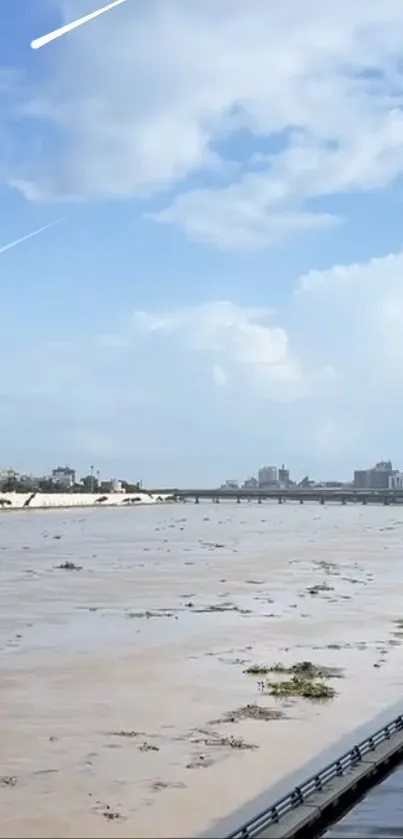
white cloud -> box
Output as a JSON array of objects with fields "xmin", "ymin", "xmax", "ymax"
[
  {"xmin": 149, "ymin": 197, "xmax": 339, "ymax": 250},
  {"xmin": 1, "ymin": 246, "xmax": 403, "ymax": 479},
  {"xmin": 7, "ymin": 0, "xmax": 403, "ymax": 246},
  {"xmin": 128, "ymin": 246, "xmax": 403, "ymax": 470},
  {"xmin": 294, "ymin": 251, "xmax": 403, "ymax": 386},
  {"xmin": 134, "ymin": 300, "xmax": 307, "ymax": 401}
]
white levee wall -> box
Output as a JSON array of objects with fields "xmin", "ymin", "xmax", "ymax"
[{"xmin": 0, "ymin": 491, "xmax": 172, "ymax": 510}]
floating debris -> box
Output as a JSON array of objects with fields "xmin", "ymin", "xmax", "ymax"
[
  {"xmin": 109, "ymin": 730, "xmax": 140, "ymax": 738},
  {"xmin": 212, "ymin": 704, "xmax": 285, "ymax": 724},
  {"xmin": 57, "ymin": 561, "xmax": 82, "ymax": 571},
  {"xmin": 306, "ymin": 583, "xmax": 334, "ymax": 595},
  {"xmin": 138, "ymin": 742, "xmax": 159, "ymax": 752},
  {"xmin": 192, "ymin": 602, "xmax": 251, "ymax": 615},
  {"xmin": 0, "ymin": 776, "xmax": 17, "ymax": 787},
  {"xmin": 260, "ymin": 661, "xmax": 343, "ymax": 679}
]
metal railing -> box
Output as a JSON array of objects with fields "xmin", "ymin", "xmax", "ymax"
[{"xmin": 227, "ymin": 714, "xmax": 403, "ymax": 838}]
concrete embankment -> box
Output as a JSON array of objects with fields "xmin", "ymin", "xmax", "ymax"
[{"xmin": 0, "ymin": 491, "xmax": 171, "ymax": 510}]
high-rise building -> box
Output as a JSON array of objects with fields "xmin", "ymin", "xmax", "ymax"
[
  {"xmin": 353, "ymin": 469, "xmax": 370, "ymax": 489},
  {"xmin": 258, "ymin": 465, "xmax": 278, "ymax": 487},
  {"xmin": 278, "ymin": 464, "xmax": 290, "ymax": 485},
  {"xmin": 354, "ymin": 461, "xmax": 393, "ymax": 490},
  {"xmin": 369, "ymin": 461, "xmax": 393, "ymax": 489},
  {"xmin": 389, "ymin": 472, "xmax": 403, "ymax": 490}
]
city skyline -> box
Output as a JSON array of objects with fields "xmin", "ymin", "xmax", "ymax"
[{"xmin": 2, "ymin": 456, "xmax": 403, "ymax": 491}]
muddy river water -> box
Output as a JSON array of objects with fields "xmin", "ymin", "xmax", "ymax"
[{"xmin": 1, "ymin": 502, "xmax": 403, "ymax": 838}]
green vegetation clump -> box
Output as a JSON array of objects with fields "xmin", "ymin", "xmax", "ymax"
[
  {"xmin": 267, "ymin": 675, "xmax": 336, "ymax": 700},
  {"xmin": 213, "ymin": 703, "xmax": 286, "ymax": 724},
  {"xmin": 244, "ymin": 660, "xmax": 339, "ymax": 702},
  {"xmin": 245, "ymin": 660, "xmax": 342, "ymax": 679}
]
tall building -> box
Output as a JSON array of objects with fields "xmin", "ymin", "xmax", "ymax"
[
  {"xmin": 353, "ymin": 470, "xmax": 370, "ymax": 489},
  {"xmin": 258, "ymin": 465, "xmax": 278, "ymax": 487},
  {"xmin": 278, "ymin": 464, "xmax": 290, "ymax": 485},
  {"xmin": 369, "ymin": 461, "xmax": 393, "ymax": 489},
  {"xmin": 51, "ymin": 466, "xmax": 76, "ymax": 488},
  {"xmin": 354, "ymin": 461, "xmax": 393, "ymax": 490},
  {"xmin": 389, "ymin": 472, "xmax": 403, "ymax": 490}
]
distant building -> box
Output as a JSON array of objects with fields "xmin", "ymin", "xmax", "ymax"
[
  {"xmin": 369, "ymin": 461, "xmax": 393, "ymax": 489},
  {"xmin": 278, "ymin": 464, "xmax": 290, "ymax": 485},
  {"xmin": 221, "ymin": 479, "xmax": 239, "ymax": 490},
  {"xmin": 243, "ymin": 477, "xmax": 258, "ymax": 489},
  {"xmin": 100, "ymin": 479, "xmax": 124, "ymax": 493},
  {"xmin": 258, "ymin": 465, "xmax": 278, "ymax": 487},
  {"xmin": 354, "ymin": 461, "xmax": 393, "ymax": 490},
  {"xmin": 51, "ymin": 466, "xmax": 76, "ymax": 488},
  {"xmin": 353, "ymin": 470, "xmax": 370, "ymax": 489},
  {"xmin": 389, "ymin": 472, "xmax": 403, "ymax": 490}
]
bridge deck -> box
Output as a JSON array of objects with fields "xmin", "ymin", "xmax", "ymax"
[{"xmin": 151, "ymin": 488, "xmax": 403, "ymax": 504}]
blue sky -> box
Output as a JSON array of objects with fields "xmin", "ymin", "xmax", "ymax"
[{"xmin": 2, "ymin": 0, "xmax": 403, "ymax": 486}]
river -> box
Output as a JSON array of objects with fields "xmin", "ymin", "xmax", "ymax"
[{"xmin": 1, "ymin": 501, "xmax": 403, "ymax": 838}]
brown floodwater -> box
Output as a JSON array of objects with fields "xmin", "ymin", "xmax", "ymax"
[{"xmin": 1, "ymin": 502, "xmax": 403, "ymax": 838}]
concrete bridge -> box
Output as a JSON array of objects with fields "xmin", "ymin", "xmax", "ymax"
[{"xmin": 150, "ymin": 487, "xmax": 403, "ymax": 505}]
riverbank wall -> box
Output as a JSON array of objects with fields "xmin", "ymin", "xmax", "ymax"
[{"xmin": 0, "ymin": 491, "xmax": 171, "ymax": 510}]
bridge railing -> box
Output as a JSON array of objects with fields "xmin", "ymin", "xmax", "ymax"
[{"xmin": 226, "ymin": 714, "xmax": 403, "ymax": 838}]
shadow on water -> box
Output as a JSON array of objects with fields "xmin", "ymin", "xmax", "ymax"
[{"xmin": 323, "ymin": 763, "xmax": 403, "ymax": 838}]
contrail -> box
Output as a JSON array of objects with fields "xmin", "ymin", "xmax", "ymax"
[
  {"xmin": 31, "ymin": 0, "xmax": 127, "ymax": 49},
  {"xmin": 0, "ymin": 218, "xmax": 64, "ymax": 257}
]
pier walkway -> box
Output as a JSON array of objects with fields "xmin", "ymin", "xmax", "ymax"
[
  {"xmin": 323, "ymin": 760, "xmax": 403, "ymax": 837},
  {"xmin": 200, "ymin": 704, "xmax": 403, "ymax": 839}
]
